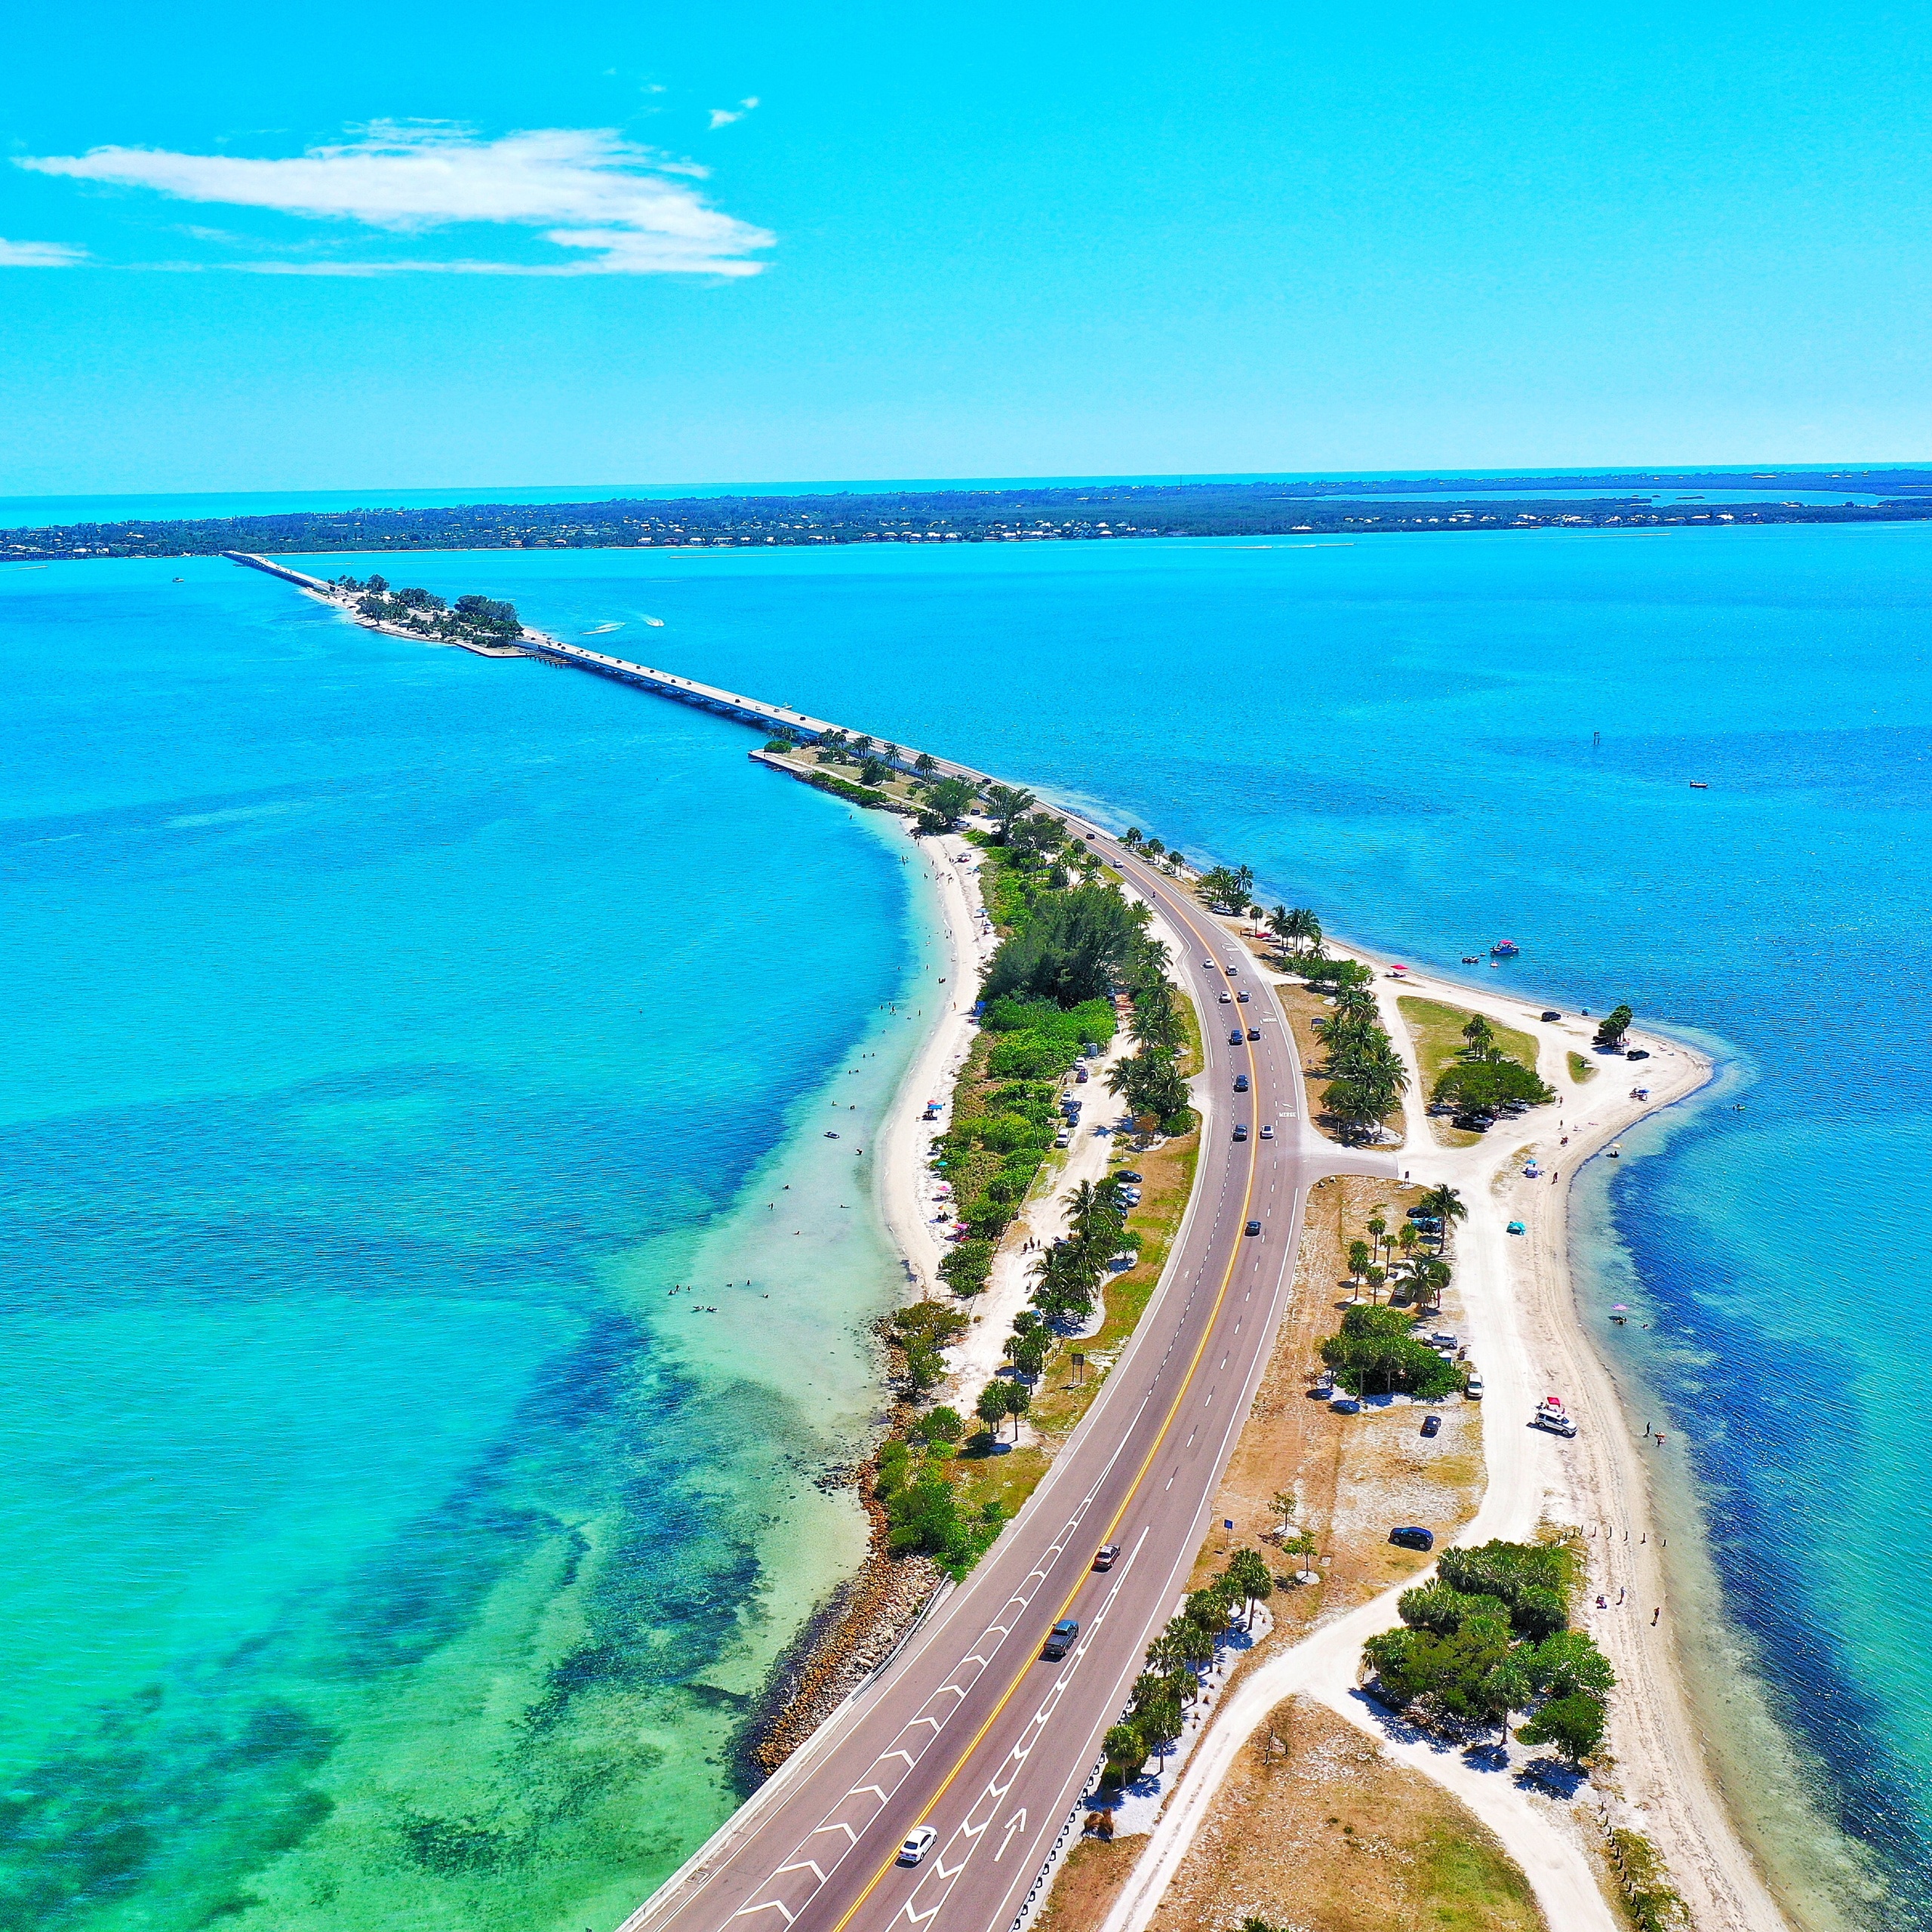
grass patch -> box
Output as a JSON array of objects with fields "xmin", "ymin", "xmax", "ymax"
[
  {"xmin": 1398, "ymin": 995, "xmax": 1540, "ymax": 1089},
  {"xmin": 1568, "ymin": 1050, "xmax": 1597, "ymax": 1082},
  {"xmin": 1108, "ymin": 1694, "xmax": 1546, "ymax": 1932},
  {"xmin": 1398, "ymin": 995, "xmax": 1543, "ymax": 1148}
]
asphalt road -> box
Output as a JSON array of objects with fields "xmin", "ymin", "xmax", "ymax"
[{"xmin": 626, "ymin": 838, "xmax": 1392, "ymax": 1932}]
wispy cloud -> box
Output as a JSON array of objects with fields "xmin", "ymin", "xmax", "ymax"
[
  {"xmin": 16, "ymin": 123, "xmax": 772, "ymax": 276},
  {"xmin": 708, "ymin": 97, "xmax": 761, "ymax": 130},
  {"xmin": 0, "ymin": 236, "xmax": 88, "ymax": 267}
]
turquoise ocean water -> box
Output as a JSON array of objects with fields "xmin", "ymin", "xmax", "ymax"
[{"xmin": 7, "ymin": 523, "xmax": 1932, "ymax": 1927}]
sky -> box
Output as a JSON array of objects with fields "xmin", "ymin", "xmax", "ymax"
[{"xmin": 2, "ymin": 3, "xmax": 1929, "ymax": 494}]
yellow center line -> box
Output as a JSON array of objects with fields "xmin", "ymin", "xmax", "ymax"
[{"xmin": 824, "ymin": 861, "xmax": 1263, "ymax": 1932}]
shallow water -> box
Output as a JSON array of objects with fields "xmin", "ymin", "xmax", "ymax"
[
  {"xmin": 8, "ymin": 525, "xmax": 1932, "ymax": 1928},
  {"xmin": 0, "ymin": 564, "xmax": 941, "ymax": 1930}
]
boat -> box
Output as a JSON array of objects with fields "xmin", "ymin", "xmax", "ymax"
[
  {"xmin": 641, "ymin": 615, "xmax": 666, "ymax": 626},
  {"xmin": 582, "ymin": 621, "xmax": 626, "ymax": 635},
  {"xmin": 1607, "ymin": 1143, "xmax": 1621, "ymax": 1158},
  {"xmin": 1491, "ymin": 940, "xmax": 1520, "ymax": 958},
  {"xmin": 1689, "ymin": 780, "xmax": 1708, "ymax": 789}
]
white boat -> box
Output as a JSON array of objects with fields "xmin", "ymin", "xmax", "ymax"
[
  {"xmin": 641, "ymin": 615, "xmax": 666, "ymax": 626},
  {"xmin": 582, "ymin": 621, "xmax": 626, "ymax": 635}
]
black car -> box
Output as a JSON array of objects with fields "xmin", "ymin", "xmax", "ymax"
[
  {"xmin": 1233, "ymin": 1073, "xmax": 1250, "ymax": 1091},
  {"xmin": 1244, "ymin": 1219, "xmax": 1262, "ymax": 1236},
  {"xmin": 1117, "ymin": 1171, "xmax": 1143, "ymax": 1184},
  {"xmin": 1389, "ymin": 1526, "xmax": 1435, "ymax": 1552},
  {"xmin": 1232, "ymin": 1124, "xmax": 1248, "ymax": 1141},
  {"xmin": 1420, "ymin": 1414, "xmax": 1442, "ymax": 1438},
  {"xmin": 1626, "ymin": 1048, "xmax": 1651, "ymax": 1061},
  {"xmin": 1247, "ymin": 1027, "xmax": 1261, "ymax": 1040},
  {"xmin": 1042, "ymin": 1617, "xmax": 1080, "ymax": 1660},
  {"xmin": 1540, "ymin": 1009, "xmax": 1561, "ymax": 1022},
  {"xmin": 1229, "ymin": 1028, "xmax": 1244, "ymax": 1044}
]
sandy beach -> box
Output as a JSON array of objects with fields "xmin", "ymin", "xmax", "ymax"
[{"xmin": 1088, "ymin": 921, "xmax": 1788, "ymax": 1932}]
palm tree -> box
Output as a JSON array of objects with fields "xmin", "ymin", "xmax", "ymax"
[
  {"xmin": 983, "ymin": 783, "xmax": 1038, "ymax": 844},
  {"xmin": 1271, "ymin": 906, "xmax": 1321, "ymax": 957},
  {"xmin": 1122, "ymin": 828, "xmax": 1144, "ymax": 849},
  {"xmin": 851, "ymin": 734, "xmax": 875, "ymax": 761},
  {"xmin": 1367, "ymin": 1213, "xmax": 1388, "ymax": 1263},
  {"xmin": 913, "ymin": 752, "xmax": 937, "ymax": 780},
  {"xmin": 1416, "ymin": 1184, "xmax": 1468, "ymax": 1251},
  {"xmin": 1226, "ymin": 1549, "xmax": 1273, "ymax": 1629},
  {"xmin": 881, "ymin": 741, "xmax": 901, "ymax": 771}
]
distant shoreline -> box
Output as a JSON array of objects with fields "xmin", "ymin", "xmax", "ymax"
[{"xmin": 12, "ymin": 469, "xmax": 1932, "ymax": 561}]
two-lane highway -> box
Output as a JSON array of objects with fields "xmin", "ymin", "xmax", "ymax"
[{"xmin": 625, "ymin": 838, "xmax": 1393, "ymax": 1932}]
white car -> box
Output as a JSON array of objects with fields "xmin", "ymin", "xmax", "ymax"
[{"xmin": 899, "ymin": 1826, "xmax": 938, "ymax": 1866}]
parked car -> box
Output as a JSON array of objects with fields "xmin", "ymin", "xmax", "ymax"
[
  {"xmin": 1054, "ymin": 1132, "xmax": 1071, "ymax": 1149},
  {"xmin": 900, "ymin": 1827, "xmax": 938, "ymax": 1866},
  {"xmin": 1330, "ymin": 1394, "xmax": 1361, "ymax": 1414},
  {"xmin": 1042, "ymin": 1617, "xmax": 1080, "ymax": 1660},
  {"xmin": 1244, "ymin": 1219, "xmax": 1262, "ymax": 1236},
  {"xmin": 1093, "ymin": 1543, "xmax": 1121, "ymax": 1571},
  {"xmin": 1465, "ymin": 1375, "xmax": 1485, "ymax": 1400},
  {"xmin": 1626, "ymin": 1048, "xmax": 1651, "ymax": 1061},
  {"xmin": 1117, "ymin": 1171, "xmax": 1143, "ymax": 1184},
  {"xmin": 1420, "ymin": 1414, "xmax": 1442, "ymax": 1438},
  {"xmin": 1389, "ymin": 1526, "xmax": 1435, "ymax": 1552},
  {"xmin": 1233, "ymin": 1073, "xmax": 1250, "ymax": 1091},
  {"xmin": 1540, "ymin": 1009, "xmax": 1561, "ymax": 1022}
]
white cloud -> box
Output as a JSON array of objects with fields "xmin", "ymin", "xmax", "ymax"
[
  {"xmin": 708, "ymin": 97, "xmax": 760, "ymax": 129},
  {"xmin": 0, "ymin": 236, "xmax": 87, "ymax": 267},
  {"xmin": 16, "ymin": 124, "xmax": 771, "ymax": 276}
]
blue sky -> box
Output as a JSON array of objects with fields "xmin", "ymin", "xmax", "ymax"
[{"xmin": 3, "ymin": 3, "xmax": 1929, "ymax": 493}]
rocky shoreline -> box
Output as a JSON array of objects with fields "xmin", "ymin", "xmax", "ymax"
[{"xmin": 743, "ymin": 1440, "xmax": 943, "ymax": 1779}]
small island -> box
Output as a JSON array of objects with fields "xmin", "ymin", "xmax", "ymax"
[{"xmin": 328, "ymin": 573, "xmax": 530, "ymax": 654}]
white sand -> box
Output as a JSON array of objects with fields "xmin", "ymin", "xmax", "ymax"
[{"xmin": 1097, "ymin": 937, "xmax": 1789, "ymax": 1932}]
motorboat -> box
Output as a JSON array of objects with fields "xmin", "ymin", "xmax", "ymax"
[
  {"xmin": 1607, "ymin": 1143, "xmax": 1621, "ymax": 1158},
  {"xmin": 1491, "ymin": 940, "xmax": 1520, "ymax": 957}
]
